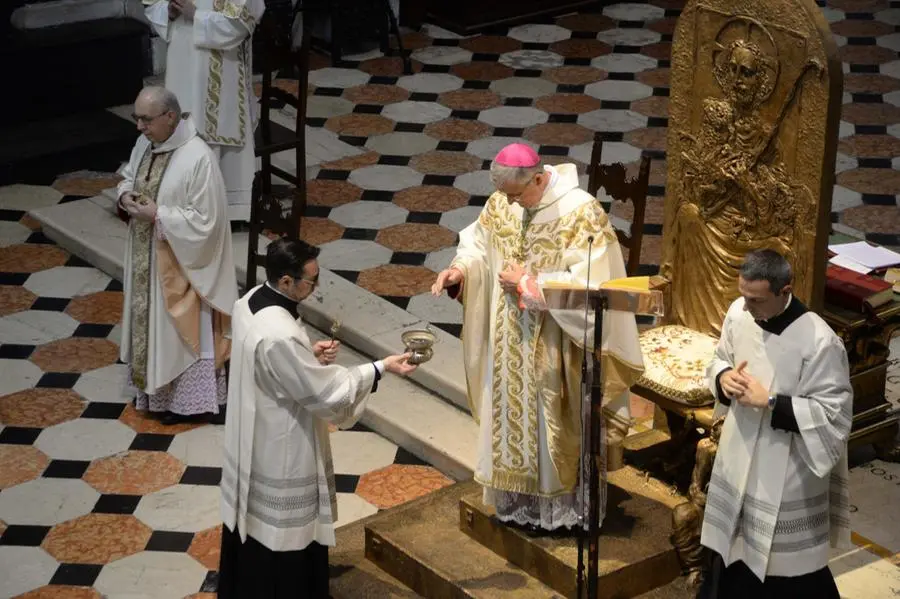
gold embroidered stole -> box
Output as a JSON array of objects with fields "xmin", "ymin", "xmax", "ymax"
[
  {"xmin": 130, "ymin": 147, "xmax": 173, "ymax": 390},
  {"xmin": 202, "ymin": 0, "xmax": 254, "ymax": 146}
]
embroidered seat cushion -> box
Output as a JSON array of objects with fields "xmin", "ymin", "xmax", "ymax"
[{"xmin": 637, "ymin": 325, "xmax": 718, "ymax": 406}]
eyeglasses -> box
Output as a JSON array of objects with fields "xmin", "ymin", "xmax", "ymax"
[
  {"xmin": 132, "ymin": 112, "xmax": 168, "ymax": 125},
  {"xmin": 503, "ymin": 175, "xmax": 538, "ymax": 202}
]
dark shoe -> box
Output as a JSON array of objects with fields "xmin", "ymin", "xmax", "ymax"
[
  {"xmin": 210, "ymin": 407, "xmax": 227, "ymax": 425},
  {"xmin": 160, "ymin": 412, "xmax": 193, "ymax": 425},
  {"xmin": 140, "ymin": 409, "xmax": 167, "ymax": 421}
]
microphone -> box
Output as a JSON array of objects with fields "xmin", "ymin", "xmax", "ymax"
[{"xmin": 587, "ymin": 235, "xmax": 594, "ymax": 243}]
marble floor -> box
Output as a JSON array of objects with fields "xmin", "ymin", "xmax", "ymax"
[
  {"xmin": 1, "ymin": 190, "xmax": 899, "ymax": 599},
  {"xmin": 98, "ymin": 0, "xmax": 900, "ymax": 340},
  {"xmin": 0, "ymin": 187, "xmax": 454, "ymax": 598},
  {"xmin": 2, "ymin": 0, "xmax": 900, "ymax": 596},
  {"xmin": 268, "ymin": 0, "xmax": 900, "ymax": 337}
]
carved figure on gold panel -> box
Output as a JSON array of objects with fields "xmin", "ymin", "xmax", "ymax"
[
  {"xmin": 671, "ymin": 417, "xmax": 724, "ymax": 586},
  {"xmin": 663, "ymin": 16, "xmax": 823, "ymax": 337}
]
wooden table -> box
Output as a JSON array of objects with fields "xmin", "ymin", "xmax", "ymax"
[
  {"xmin": 819, "ymin": 233, "xmax": 900, "ymax": 451},
  {"xmin": 822, "ymin": 297, "xmax": 900, "ymax": 453}
]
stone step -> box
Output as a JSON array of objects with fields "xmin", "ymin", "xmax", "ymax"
[
  {"xmin": 94, "ymin": 188, "xmax": 470, "ymax": 414},
  {"xmin": 306, "ymin": 323, "xmax": 476, "ymax": 481},
  {"xmin": 11, "ymin": 0, "xmax": 147, "ymax": 30},
  {"xmin": 29, "ymin": 194, "xmax": 478, "ymax": 481},
  {"xmin": 365, "ymin": 481, "xmax": 566, "ymax": 598},
  {"xmin": 267, "ymin": 109, "xmax": 367, "ymax": 171},
  {"xmin": 457, "ymin": 478, "xmax": 682, "ymax": 599},
  {"xmin": 331, "ymin": 509, "xmax": 424, "ymax": 598}
]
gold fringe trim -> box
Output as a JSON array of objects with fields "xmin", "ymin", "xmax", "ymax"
[{"xmin": 635, "ymin": 374, "xmax": 715, "ymax": 406}]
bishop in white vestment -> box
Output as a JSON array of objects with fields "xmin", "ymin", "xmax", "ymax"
[
  {"xmin": 117, "ymin": 86, "xmax": 238, "ymax": 424},
  {"xmin": 432, "ymin": 144, "xmax": 644, "ymax": 531},
  {"xmin": 699, "ymin": 249, "xmax": 851, "ymax": 599},
  {"xmin": 145, "ymin": 0, "xmax": 265, "ymax": 222},
  {"xmin": 219, "ymin": 238, "xmax": 416, "ymax": 598}
]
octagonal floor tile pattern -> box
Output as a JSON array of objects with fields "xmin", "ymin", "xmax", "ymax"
[
  {"xmin": 227, "ymin": 0, "xmax": 900, "ymax": 338},
  {"xmin": 4, "ymin": 1, "xmax": 900, "ymax": 595},
  {"xmin": 0, "ymin": 219, "xmax": 456, "ymax": 597},
  {"xmin": 0, "ymin": 478, "xmax": 99, "ymax": 527}
]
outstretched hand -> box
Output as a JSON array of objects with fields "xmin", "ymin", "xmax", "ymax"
[
  {"xmin": 383, "ymin": 353, "xmax": 417, "ymax": 376},
  {"xmin": 431, "ymin": 268, "xmax": 463, "ymax": 297}
]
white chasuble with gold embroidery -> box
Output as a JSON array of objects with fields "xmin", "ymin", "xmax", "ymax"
[
  {"xmin": 451, "ymin": 163, "xmax": 644, "ymax": 522},
  {"xmin": 144, "ymin": 0, "xmax": 264, "ymax": 221},
  {"xmin": 118, "ymin": 116, "xmax": 239, "ymax": 394}
]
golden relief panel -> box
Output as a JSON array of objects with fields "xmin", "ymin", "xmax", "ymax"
[{"xmin": 660, "ymin": 1, "xmax": 842, "ymax": 337}]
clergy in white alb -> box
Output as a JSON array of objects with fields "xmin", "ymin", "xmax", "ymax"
[
  {"xmin": 117, "ymin": 86, "xmax": 238, "ymax": 425},
  {"xmin": 431, "ymin": 143, "xmax": 644, "ymax": 532},
  {"xmin": 698, "ymin": 249, "xmax": 851, "ymax": 599},
  {"xmin": 144, "ymin": 0, "xmax": 264, "ymax": 222},
  {"xmin": 219, "ymin": 238, "xmax": 417, "ymax": 598}
]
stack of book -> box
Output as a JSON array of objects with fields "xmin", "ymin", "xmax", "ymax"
[
  {"xmin": 886, "ymin": 268, "xmax": 900, "ymax": 294},
  {"xmin": 825, "ymin": 241, "xmax": 900, "ymax": 313},
  {"xmin": 825, "ymin": 264, "xmax": 895, "ymax": 312}
]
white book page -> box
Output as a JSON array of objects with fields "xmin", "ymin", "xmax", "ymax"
[
  {"xmin": 827, "ymin": 241, "xmax": 900, "ymax": 270},
  {"xmin": 829, "ymin": 254, "xmax": 872, "ymax": 274}
]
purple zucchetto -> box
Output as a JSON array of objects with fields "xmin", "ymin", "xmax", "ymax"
[{"xmin": 494, "ymin": 143, "xmax": 540, "ymax": 168}]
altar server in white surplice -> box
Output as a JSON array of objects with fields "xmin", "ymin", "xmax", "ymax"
[
  {"xmin": 218, "ymin": 238, "xmax": 417, "ymax": 598},
  {"xmin": 117, "ymin": 86, "xmax": 238, "ymax": 426},
  {"xmin": 431, "ymin": 143, "xmax": 644, "ymax": 532},
  {"xmin": 144, "ymin": 0, "xmax": 264, "ymax": 222},
  {"xmin": 698, "ymin": 249, "xmax": 851, "ymax": 599}
]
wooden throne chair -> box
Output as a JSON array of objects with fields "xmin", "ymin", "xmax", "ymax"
[
  {"xmin": 625, "ymin": 0, "xmax": 844, "ymax": 583},
  {"xmin": 632, "ymin": 0, "xmax": 841, "ymax": 429},
  {"xmin": 586, "ymin": 135, "xmax": 651, "ymax": 279}
]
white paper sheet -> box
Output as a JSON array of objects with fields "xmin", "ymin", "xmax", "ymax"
[
  {"xmin": 827, "ymin": 241, "xmax": 900, "ymax": 270},
  {"xmin": 829, "ymin": 254, "xmax": 872, "ymax": 274}
]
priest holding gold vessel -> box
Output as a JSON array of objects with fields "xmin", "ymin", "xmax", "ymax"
[
  {"xmin": 431, "ymin": 143, "xmax": 645, "ymax": 532},
  {"xmin": 219, "ymin": 238, "xmax": 418, "ymax": 597}
]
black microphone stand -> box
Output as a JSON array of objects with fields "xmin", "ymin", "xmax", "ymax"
[
  {"xmin": 576, "ymin": 236, "xmax": 592, "ymax": 599},
  {"xmin": 575, "ymin": 235, "xmax": 606, "ymax": 599}
]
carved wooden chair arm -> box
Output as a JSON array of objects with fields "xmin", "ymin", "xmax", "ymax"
[{"xmin": 649, "ymin": 275, "xmax": 669, "ymax": 291}]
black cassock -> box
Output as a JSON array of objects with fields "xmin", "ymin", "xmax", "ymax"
[
  {"xmin": 218, "ymin": 525, "xmax": 330, "ymax": 598},
  {"xmin": 696, "ymin": 551, "xmax": 840, "ymax": 599}
]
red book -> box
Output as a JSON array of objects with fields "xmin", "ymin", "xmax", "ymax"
[{"xmin": 825, "ymin": 264, "xmax": 893, "ymax": 312}]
